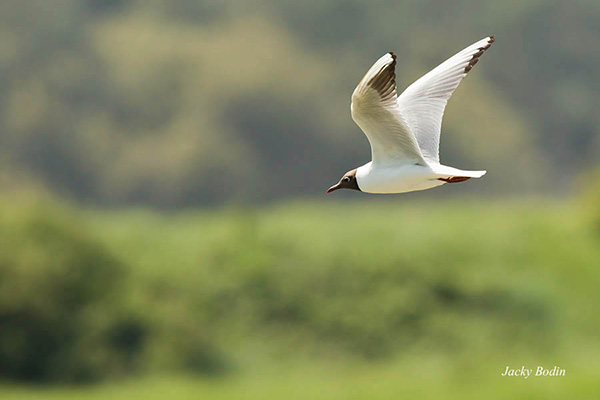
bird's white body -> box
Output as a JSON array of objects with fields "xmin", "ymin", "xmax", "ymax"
[
  {"xmin": 356, "ymin": 162, "xmax": 443, "ymax": 194},
  {"xmin": 330, "ymin": 36, "xmax": 494, "ymax": 195},
  {"xmin": 356, "ymin": 162, "xmax": 487, "ymax": 194}
]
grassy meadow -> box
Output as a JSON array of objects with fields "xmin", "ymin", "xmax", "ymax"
[{"xmin": 1, "ymin": 195, "xmax": 599, "ymax": 398}]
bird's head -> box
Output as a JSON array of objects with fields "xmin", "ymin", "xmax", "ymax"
[{"xmin": 327, "ymin": 169, "xmax": 360, "ymax": 193}]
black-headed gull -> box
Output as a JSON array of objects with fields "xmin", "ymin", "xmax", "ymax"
[{"xmin": 327, "ymin": 36, "xmax": 495, "ymax": 194}]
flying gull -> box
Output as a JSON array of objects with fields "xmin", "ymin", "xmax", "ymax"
[{"xmin": 327, "ymin": 36, "xmax": 495, "ymax": 194}]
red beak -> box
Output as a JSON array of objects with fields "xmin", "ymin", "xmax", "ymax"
[{"xmin": 326, "ymin": 184, "xmax": 340, "ymax": 194}]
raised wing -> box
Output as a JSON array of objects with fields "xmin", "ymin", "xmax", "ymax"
[
  {"xmin": 397, "ymin": 36, "xmax": 495, "ymax": 164},
  {"xmin": 351, "ymin": 52, "xmax": 426, "ymax": 166}
]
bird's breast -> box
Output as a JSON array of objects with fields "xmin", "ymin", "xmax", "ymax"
[{"xmin": 356, "ymin": 163, "xmax": 443, "ymax": 194}]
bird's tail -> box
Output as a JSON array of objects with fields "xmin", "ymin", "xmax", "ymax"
[{"xmin": 432, "ymin": 164, "xmax": 486, "ymax": 183}]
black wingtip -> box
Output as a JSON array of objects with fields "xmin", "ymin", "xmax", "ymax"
[
  {"xmin": 464, "ymin": 36, "xmax": 495, "ymax": 73},
  {"xmin": 367, "ymin": 52, "xmax": 397, "ymax": 99},
  {"xmin": 388, "ymin": 52, "xmax": 397, "ymax": 69}
]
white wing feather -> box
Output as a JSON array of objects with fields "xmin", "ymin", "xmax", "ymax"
[
  {"xmin": 351, "ymin": 53, "xmax": 426, "ymax": 166},
  {"xmin": 397, "ymin": 36, "xmax": 495, "ymax": 164}
]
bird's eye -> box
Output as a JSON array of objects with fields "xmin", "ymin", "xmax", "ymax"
[{"xmin": 343, "ymin": 177, "xmax": 351, "ymax": 183}]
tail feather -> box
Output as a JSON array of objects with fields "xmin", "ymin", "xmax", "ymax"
[{"xmin": 432, "ymin": 164, "xmax": 487, "ymax": 180}]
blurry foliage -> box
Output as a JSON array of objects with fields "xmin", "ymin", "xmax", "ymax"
[
  {"xmin": 578, "ymin": 167, "xmax": 600, "ymax": 232},
  {"xmin": 1, "ymin": 196, "xmax": 600, "ymax": 383},
  {"xmin": 0, "ymin": 196, "xmax": 130, "ymax": 382},
  {"xmin": 0, "ymin": 196, "xmax": 227, "ymax": 383},
  {"xmin": 1, "ymin": 0, "xmax": 600, "ymax": 388},
  {"xmin": 0, "ymin": 0, "xmax": 599, "ymax": 206},
  {"xmin": 79, "ymin": 200, "xmax": 600, "ymax": 380}
]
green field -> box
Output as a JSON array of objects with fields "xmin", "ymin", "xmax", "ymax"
[{"xmin": 1, "ymin": 197, "xmax": 599, "ymax": 398}]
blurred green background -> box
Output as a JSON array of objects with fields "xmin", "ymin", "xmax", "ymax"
[{"xmin": 1, "ymin": 0, "xmax": 600, "ymax": 398}]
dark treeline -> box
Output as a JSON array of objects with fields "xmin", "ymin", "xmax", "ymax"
[{"xmin": 1, "ymin": 0, "xmax": 599, "ymax": 207}]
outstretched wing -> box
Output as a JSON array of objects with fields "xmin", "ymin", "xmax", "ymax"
[
  {"xmin": 397, "ymin": 36, "xmax": 495, "ymax": 164},
  {"xmin": 351, "ymin": 52, "xmax": 426, "ymax": 166}
]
